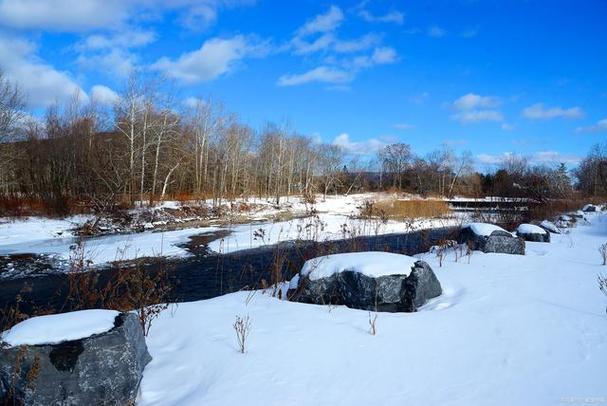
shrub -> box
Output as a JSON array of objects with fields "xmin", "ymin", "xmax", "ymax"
[{"xmin": 62, "ymin": 240, "xmax": 172, "ymax": 336}]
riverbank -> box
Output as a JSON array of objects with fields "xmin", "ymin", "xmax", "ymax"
[{"xmin": 138, "ymin": 212, "xmax": 607, "ymax": 406}]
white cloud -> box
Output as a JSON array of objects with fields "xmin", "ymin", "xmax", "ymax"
[
  {"xmin": 182, "ymin": 96, "xmax": 207, "ymax": 109},
  {"xmin": 332, "ymin": 133, "xmax": 387, "ymax": 155},
  {"xmin": 153, "ymin": 35, "xmax": 268, "ymax": 83},
  {"xmin": 75, "ymin": 30, "xmax": 156, "ymax": 78},
  {"xmin": 279, "ymin": 45, "xmax": 396, "ymax": 87},
  {"xmin": 0, "ymin": 36, "xmax": 87, "ymax": 107},
  {"xmin": 428, "ymin": 25, "xmax": 446, "ymax": 38},
  {"xmin": 476, "ymin": 151, "xmax": 580, "ymax": 166},
  {"xmin": 91, "ymin": 85, "xmax": 119, "ymax": 106},
  {"xmin": 77, "ymin": 30, "xmax": 156, "ymax": 51},
  {"xmin": 501, "ymin": 123, "xmax": 515, "ymax": 131},
  {"xmin": 451, "ymin": 93, "xmax": 503, "ymax": 124},
  {"xmin": 291, "ymin": 33, "xmax": 335, "ymax": 55},
  {"xmin": 576, "ymin": 118, "xmax": 607, "ymax": 133},
  {"xmin": 522, "ymin": 103, "xmax": 584, "ymax": 119},
  {"xmin": 370, "ymin": 47, "xmax": 397, "ymax": 64},
  {"xmin": 394, "ymin": 123, "xmax": 415, "ymax": 130},
  {"xmin": 297, "ymin": 5, "xmax": 344, "ymax": 36},
  {"xmin": 410, "ymin": 92, "xmax": 429, "ymax": 104},
  {"xmin": 532, "ymin": 151, "xmax": 580, "ymax": 164},
  {"xmin": 285, "ymin": 5, "xmax": 398, "ymax": 87},
  {"xmin": 77, "ymin": 49, "xmax": 136, "ymax": 78},
  {"xmin": 333, "ymin": 34, "xmax": 381, "ymax": 53},
  {"xmin": 453, "ymin": 93, "xmax": 500, "ymax": 111},
  {"xmin": 0, "ymin": 0, "xmax": 129, "ymax": 31},
  {"xmin": 0, "ymin": 0, "xmax": 255, "ymax": 32},
  {"xmin": 351, "ymin": 46, "xmax": 397, "ymax": 68},
  {"xmin": 460, "ymin": 28, "xmax": 478, "ymax": 38},
  {"xmin": 277, "ymin": 66, "xmax": 352, "ymax": 86},
  {"xmin": 452, "ymin": 110, "xmax": 503, "ymax": 123},
  {"xmin": 292, "ymin": 33, "xmax": 381, "ymax": 56},
  {"xmin": 358, "ymin": 9, "xmax": 404, "ymax": 24}
]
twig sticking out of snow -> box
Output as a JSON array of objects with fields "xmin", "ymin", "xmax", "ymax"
[
  {"xmin": 233, "ymin": 314, "xmax": 252, "ymax": 354},
  {"xmin": 599, "ymin": 274, "xmax": 607, "ymax": 314},
  {"xmin": 368, "ymin": 312, "xmax": 378, "ymax": 336},
  {"xmin": 599, "ymin": 243, "xmax": 607, "ymax": 266}
]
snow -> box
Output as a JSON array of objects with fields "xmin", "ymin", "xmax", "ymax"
[
  {"xmin": 464, "ymin": 222, "xmax": 508, "ymax": 236},
  {"xmin": 0, "ymin": 225, "xmax": 220, "ymax": 265},
  {"xmin": 0, "ymin": 215, "xmax": 92, "ymax": 246},
  {"xmin": 0, "ymin": 193, "xmax": 463, "ymax": 264},
  {"xmin": 540, "ymin": 220, "xmax": 560, "ymax": 233},
  {"xmin": 1, "ymin": 309, "xmax": 119, "ymax": 346},
  {"xmin": 517, "ymin": 223, "xmax": 547, "ymax": 234},
  {"xmin": 138, "ymin": 212, "xmax": 607, "ymax": 406},
  {"xmin": 583, "ymin": 204, "xmax": 598, "ymax": 212},
  {"xmin": 299, "ymin": 252, "xmax": 417, "ymax": 281},
  {"xmin": 207, "ymin": 214, "xmax": 462, "ymax": 254}
]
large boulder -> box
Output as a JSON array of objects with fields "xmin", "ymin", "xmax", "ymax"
[
  {"xmin": 582, "ymin": 204, "xmax": 598, "ymax": 212},
  {"xmin": 0, "ymin": 310, "xmax": 151, "ymax": 406},
  {"xmin": 516, "ymin": 224, "xmax": 550, "ymax": 243},
  {"xmin": 289, "ymin": 252, "xmax": 442, "ymax": 312},
  {"xmin": 539, "ymin": 220, "xmax": 560, "ymax": 234},
  {"xmin": 457, "ymin": 223, "xmax": 525, "ymax": 255}
]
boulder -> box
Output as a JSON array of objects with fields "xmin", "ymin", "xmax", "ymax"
[
  {"xmin": 539, "ymin": 220, "xmax": 560, "ymax": 234},
  {"xmin": 516, "ymin": 224, "xmax": 550, "ymax": 243},
  {"xmin": 289, "ymin": 252, "xmax": 442, "ymax": 312},
  {"xmin": 0, "ymin": 311, "xmax": 151, "ymax": 406},
  {"xmin": 457, "ymin": 223, "xmax": 525, "ymax": 255},
  {"xmin": 568, "ymin": 211, "xmax": 585, "ymax": 219},
  {"xmin": 582, "ymin": 204, "xmax": 598, "ymax": 212}
]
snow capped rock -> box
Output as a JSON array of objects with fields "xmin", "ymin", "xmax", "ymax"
[
  {"xmin": 292, "ymin": 252, "xmax": 441, "ymax": 312},
  {"xmin": 300, "ymin": 251, "xmax": 418, "ymax": 281},
  {"xmin": 539, "ymin": 220, "xmax": 560, "ymax": 234},
  {"xmin": 1, "ymin": 309, "xmax": 119, "ymax": 346},
  {"xmin": 0, "ymin": 312, "xmax": 150, "ymax": 406},
  {"xmin": 464, "ymin": 222, "xmax": 509, "ymax": 237},
  {"xmin": 582, "ymin": 204, "xmax": 598, "ymax": 212},
  {"xmin": 516, "ymin": 224, "xmax": 550, "ymax": 243},
  {"xmin": 458, "ymin": 223, "xmax": 525, "ymax": 255}
]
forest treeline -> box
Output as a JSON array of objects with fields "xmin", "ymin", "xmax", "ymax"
[{"xmin": 0, "ymin": 72, "xmax": 606, "ymax": 216}]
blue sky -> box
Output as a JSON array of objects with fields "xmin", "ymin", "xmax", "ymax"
[{"xmin": 0, "ymin": 0, "xmax": 605, "ymax": 169}]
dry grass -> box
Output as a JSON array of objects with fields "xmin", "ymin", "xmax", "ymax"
[{"xmin": 370, "ymin": 199, "xmax": 451, "ymax": 220}]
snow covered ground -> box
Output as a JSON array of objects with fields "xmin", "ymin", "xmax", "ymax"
[
  {"xmin": 208, "ymin": 212, "xmax": 460, "ymax": 254},
  {"xmin": 138, "ymin": 212, "xmax": 607, "ymax": 406},
  {"xmin": 0, "ymin": 215, "xmax": 93, "ymax": 247},
  {"xmin": 0, "ymin": 193, "xmax": 461, "ymax": 265}
]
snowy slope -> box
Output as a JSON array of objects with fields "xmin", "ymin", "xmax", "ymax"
[{"xmin": 138, "ymin": 213, "xmax": 607, "ymax": 406}]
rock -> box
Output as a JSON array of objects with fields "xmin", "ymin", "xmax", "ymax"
[
  {"xmin": 457, "ymin": 223, "xmax": 525, "ymax": 255},
  {"xmin": 0, "ymin": 312, "xmax": 151, "ymax": 406},
  {"xmin": 289, "ymin": 252, "xmax": 442, "ymax": 312},
  {"xmin": 516, "ymin": 224, "xmax": 550, "ymax": 243},
  {"xmin": 555, "ymin": 215, "xmax": 576, "ymax": 229},
  {"xmin": 582, "ymin": 204, "xmax": 598, "ymax": 212},
  {"xmin": 539, "ymin": 220, "xmax": 560, "ymax": 234}
]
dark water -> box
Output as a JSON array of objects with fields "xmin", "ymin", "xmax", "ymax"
[{"xmin": 0, "ymin": 227, "xmax": 457, "ymax": 315}]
